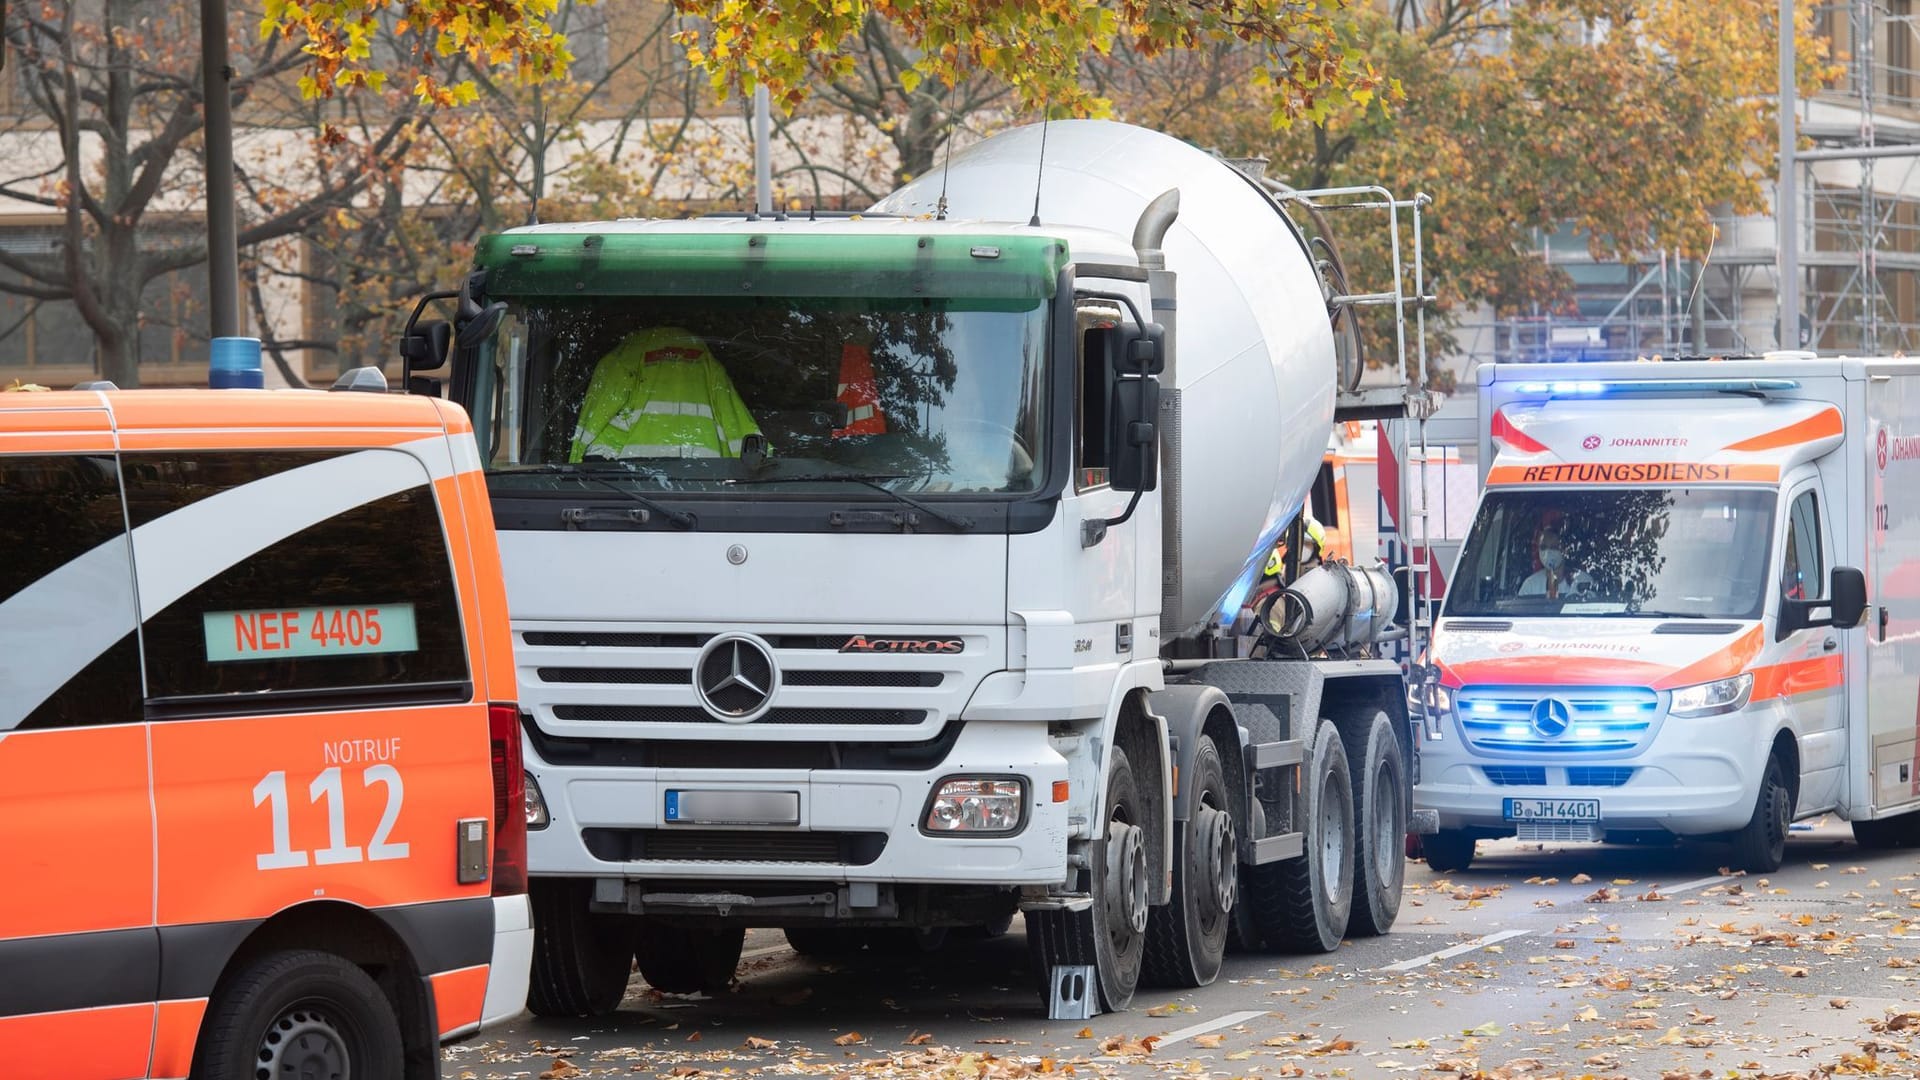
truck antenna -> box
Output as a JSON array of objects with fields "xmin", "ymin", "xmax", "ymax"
[
  {"xmin": 1028, "ymin": 112, "xmax": 1050, "ymax": 228},
  {"xmin": 936, "ymin": 78, "xmax": 959, "ymax": 221}
]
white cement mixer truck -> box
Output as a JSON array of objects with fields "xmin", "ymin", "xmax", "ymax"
[{"xmin": 398, "ymin": 121, "xmax": 1438, "ymax": 1016}]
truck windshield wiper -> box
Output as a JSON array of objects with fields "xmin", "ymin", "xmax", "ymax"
[
  {"xmin": 494, "ymin": 462, "xmax": 694, "ymax": 528},
  {"xmin": 730, "ymin": 473, "xmax": 975, "ymax": 532}
]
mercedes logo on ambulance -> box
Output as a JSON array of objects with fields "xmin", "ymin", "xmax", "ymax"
[
  {"xmin": 695, "ymin": 633, "xmax": 779, "ymax": 723},
  {"xmin": 1530, "ymin": 697, "xmax": 1573, "ymax": 739}
]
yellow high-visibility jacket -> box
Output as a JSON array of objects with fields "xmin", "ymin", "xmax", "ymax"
[{"xmin": 569, "ymin": 327, "xmax": 763, "ymax": 461}]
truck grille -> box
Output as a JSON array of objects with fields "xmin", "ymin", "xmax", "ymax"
[
  {"xmin": 538, "ymin": 667, "xmax": 940, "ymax": 689},
  {"xmin": 581, "ymin": 828, "xmax": 886, "ymax": 865},
  {"xmin": 1455, "ymin": 687, "xmax": 1659, "ymax": 754},
  {"xmin": 553, "ymin": 704, "xmax": 929, "ymax": 726}
]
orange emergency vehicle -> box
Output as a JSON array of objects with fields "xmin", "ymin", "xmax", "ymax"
[{"xmin": 0, "ymin": 382, "xmax": 531, "ymax": 1080}]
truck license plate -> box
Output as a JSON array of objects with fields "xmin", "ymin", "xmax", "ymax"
[
  {"xmin": 1503, "ymin": 798, "xmax": 1600, "ymax": 823},
  {"xmin": 664, "ymin": 789, "xmax": 800, "ymax": 826}
]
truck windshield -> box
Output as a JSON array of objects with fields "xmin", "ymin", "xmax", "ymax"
[
  {"xmin": 468, "ymin": 295, "xmax": 1048, "ymax": 496},
  {"xmin": 1444, "ymin": 488, "xmax": 1775, "ymax": 619}
]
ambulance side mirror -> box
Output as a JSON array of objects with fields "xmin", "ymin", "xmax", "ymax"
[
  {"xmin": 1829, "ymin": 566, "xmax": 1868, "ymax": 630},
  {"xmin": 1779, "ymin": 565, "xmax": 1867, "ymax": 637}
]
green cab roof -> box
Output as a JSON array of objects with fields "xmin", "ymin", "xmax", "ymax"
[{"xmin": 473, "ymin": 228, "xmax": 1068, "ymax": 302}]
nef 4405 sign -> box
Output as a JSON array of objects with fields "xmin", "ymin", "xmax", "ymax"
[{"xmin": 205, "ymin": 603, "xmax": 420, "ymax": 661}]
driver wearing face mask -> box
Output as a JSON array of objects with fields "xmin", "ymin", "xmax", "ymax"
[{"xmin": 1519, "ymin": 528, "xmax": 1594, "ymax": 599}]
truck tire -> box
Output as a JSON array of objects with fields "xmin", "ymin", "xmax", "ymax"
[
  {"xmin": 1730, "ymin": 754, "xmax": 1791, "ymax": 873},
  {"xmin": 1028, "ymin": 744, "xmax": 1148, "ymax": 1012},
  {"xmin": 635, "ymin": 924, "xmax": 745, "ymax": 995},
  {"xmin": 1344, "ymin": 710, "xmax": 1407, "ymax": 936},
  {"xmin": 785, "ymin": 926, "xmax": 867, "ymax": 958},
  {"xmin": 527, "ymin": 880, "xmax": 635, "ymax": 1017},
  {"xmin": 1143, "ymin": 734, "xmax": 1234, "ymax": 987},
  {"xmin": 1851, "ymin": 811, "xmax": 1920, "ymax": 849},
  {"xmin": 1247, "ymin": 718, "xmax": 1354, "ymax": 953},
  {"xmin": 191, "ymin": 949, "xmax": 403, "ymax": 1080},
  {"xmin": 1421, "ymin": 829, "xmax": 1476, "ymax": 873}
]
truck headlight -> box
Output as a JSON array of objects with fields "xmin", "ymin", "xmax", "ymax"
[
  {"xmin": 525, "ymin": 771, "xmax": 550, "ymax": 829},
  {"xmin": 1669, "ymin": 673, "xmax": 1753, "ymax": 718},
  {"xmin": 922, "ymin": 777, "xmax": 1025, "ymax": 835}
]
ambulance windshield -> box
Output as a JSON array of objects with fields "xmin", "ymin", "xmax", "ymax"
[
  {"xmin": 465, "ymin": 294, "xmax": 1049, "ymax": 495},
  {"xmin": 1445, "ymin": 488, "xmax": 1775, "ymax": 619}
]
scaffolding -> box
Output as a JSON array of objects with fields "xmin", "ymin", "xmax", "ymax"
[{"xmin": 1470, "ymin": 1, "xmax": 1920, "ymax": 367}]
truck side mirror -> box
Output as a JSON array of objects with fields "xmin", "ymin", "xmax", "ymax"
[
  {"xmin": 1829, "ymin": 566, "xmax": 1868, "ymax": 629},
  {"xmin": 1127, "ymin": 323, "xmax": 1166, "ymax": 376},
  {"xmin": 400, "ymin": 318, "xmax": 452, "ymax": 378},
  {"xmin": 1108, "ymin": 375, "xmax": 1160, "ymax": 492}
]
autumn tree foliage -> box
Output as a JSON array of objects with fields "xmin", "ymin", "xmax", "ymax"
[
  {"xmin": 260, "ymin": 0, "xmax": 577, "ymax": 104},
  {"xmin": 1098, "ymin": 0, "xmax": 1837, "ymax": 323},
  {"xmin": 0, "ymin": 0, "xmax": 423, "ymax": 387}
]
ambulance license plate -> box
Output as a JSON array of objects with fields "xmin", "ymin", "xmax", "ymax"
[
  {"xmin": 664, "ymin": 789, "xmax": 799, "ymax": 826},
  {"xmin": 1504, "ymin": 798, "xmax": 1600, "ymax": 823}
]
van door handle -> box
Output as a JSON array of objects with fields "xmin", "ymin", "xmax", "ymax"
[{"xmin": 1823, "ymin": 637, "xmax": 1839, "ymax": 652}]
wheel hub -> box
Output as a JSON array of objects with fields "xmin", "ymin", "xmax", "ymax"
[
  {"xmin": 1197, "ymin": 805, "xmax": 1237, "ymax": 914},
  {"xmin": 1105, "ymin": 821, "xmax": 1149, "ymax": 936},
  {"xmin": 258, "ymin": 1006, "xmax": 351, "ymax": 1080}
]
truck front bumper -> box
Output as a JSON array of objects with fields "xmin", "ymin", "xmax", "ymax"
[{"xmin": 525, "ymin": 720, "xmax": 1072, "ymax": 884}]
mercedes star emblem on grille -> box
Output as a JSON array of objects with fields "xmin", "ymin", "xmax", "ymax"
[
  {"xmin": 1530, "ymin": 697, "xmax": 1573, "ymax": 739},
  {"xmin": 694, "ymin": 634, "xmax": 779, "ymax": 723}
]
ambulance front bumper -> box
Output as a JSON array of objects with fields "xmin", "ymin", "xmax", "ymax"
[{"xmin": 1415, "ymin": 706, "xmax": 1773, "ymax": 837}]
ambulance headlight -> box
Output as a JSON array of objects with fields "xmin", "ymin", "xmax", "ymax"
[
  {"xmin": 525, "ymin": 771, "xmax": 550, "ymax": 829},
  {"xmin": 922, "ymin": 777, "xmax": 1025, "ymax": 835},
  {"xmin": 1669, "ymin": 673, "xmax": 1753, "ymax": 718}
]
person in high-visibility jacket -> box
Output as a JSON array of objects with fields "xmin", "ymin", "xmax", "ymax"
[
  {"xmin": 1265, "ymin": 507, "xmax": 1327, "ymax": 579},
  {"xmin": 569, "ymin": 327, "xmax": 764, "ymax": 461}
]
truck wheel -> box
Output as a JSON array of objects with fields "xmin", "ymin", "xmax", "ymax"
[
  {"xmin": 1248, "ymin": 718, "xmax": 1354, "ymax": 953},
  {"xmin": 1730, "ymin": 755, "xmax": 1790, "ymax": 873},
  {"xmin": 635, "ymin": 924, "xmax": 745, "ymax": 995},
  {"xmin": 1344, "ymin": 711, "xmax": 1407, "ymax": 936},
  {"xmin": 1421, "ymin": 829, "xmax": 1476, "ymax": 873},
  {"xmin": 527, "ymin": 880, "xmax": 635, "ymax": 1017},
  {"xmin": 785, "ymin": 926, "xmax": 867, "ymax": 958},
  {"xmin": 1852, "ymin": 811, "xmax": 1920, "ymax": 849},
  {"xmin": 1028, "ymin": 744, "xmax": 1148, "ymax": 1011},
  {"xmin": 190, "ymin": 950, "xmax": 403, "ymax": 1080},
  {"xmin": 1143, "ymin": 734, "xmax": 1234, "ymax": 987}
]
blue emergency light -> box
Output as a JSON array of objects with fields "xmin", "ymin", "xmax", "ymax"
[
  {"xmin": 209, "ymin": 336, "xmax": 265, "ymax": 390},
  {"xmin": 1509, "ymin": 378, "xmax": 1801, "ymax": 397}
]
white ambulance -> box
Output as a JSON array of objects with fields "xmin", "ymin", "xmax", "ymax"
[{"xmin": 1414, "ymin": 354, "xmax": 1920, "ymax": 873}]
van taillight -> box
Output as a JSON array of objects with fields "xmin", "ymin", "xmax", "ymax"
[{"xmin": 489, "ymin": 703, "xmax": 528, "ymax": 896}]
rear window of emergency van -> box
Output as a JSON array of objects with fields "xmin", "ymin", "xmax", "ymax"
[
  {"xmin": 122, "ymin": 450, "xmax": 470, "ymax": 712},
  {"xmin": 0, "ymin": 454, "xmax": 143, "ymax": 730}
]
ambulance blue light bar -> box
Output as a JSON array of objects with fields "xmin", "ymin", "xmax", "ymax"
[{"xmin": 1509, "ymin": 378, "xmax": 1801, "ymax": 396}]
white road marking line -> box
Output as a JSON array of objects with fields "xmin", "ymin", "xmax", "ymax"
[
  {"xmin": 1656, "ymin": 874, "xmax": 1734, "ymax": 897},
  {"xmin": 1376, "ymin": 928, "xmax": 1530, "ymax": 972},
  {"xmin": 741, "ymin": 944, "xmax": 792, "ymax": 961},
  {"xmin": 1155, "ymin": 1010, "xmax": 1269, "ymax": 1047}
]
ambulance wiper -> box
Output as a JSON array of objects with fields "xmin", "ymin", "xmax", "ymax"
[{"xmin": 731, "ymin": 473, "xmax": 975, "ymax": 532}]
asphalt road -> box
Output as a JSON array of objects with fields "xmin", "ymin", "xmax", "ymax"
[{"xmin": 446, "ymin": 820, "xmax": 1920, "ymax": 1079}]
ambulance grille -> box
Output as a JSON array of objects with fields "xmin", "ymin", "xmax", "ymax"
[
  {"xmin": 1514, "ymin": 822, "xmax": 1603, "ymax": 843},
  {"xmin": 1443, "ymin": 620, "xmax": 1514, "ymax": 632},
  {"xmin": 1455, "ymin": 686, "xmax": 1659, "ymax": 753},
  {"xmin": 1566, "ymin": 767, "xmax": 1638, "ymax": 787},
  {"xmin": 553, "ymin": 705, "xmax": 928, "ymax": 726},
  {"xmin": 1482, "ymin": 766, "xmax": 1546, "ymax": 786}
]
